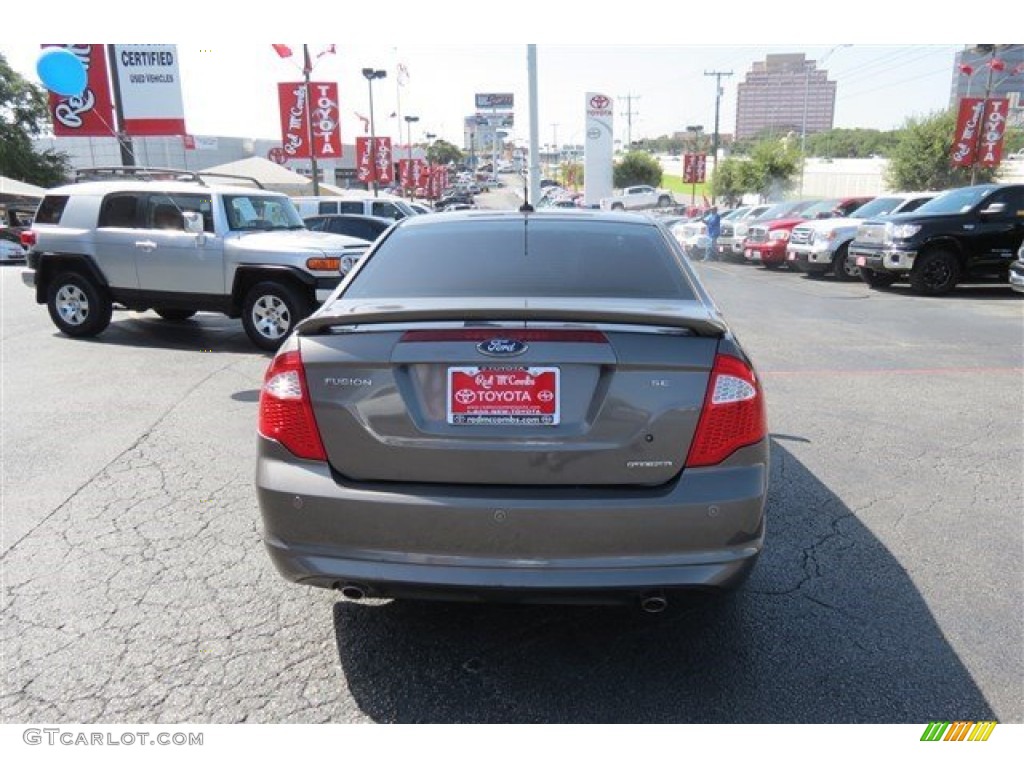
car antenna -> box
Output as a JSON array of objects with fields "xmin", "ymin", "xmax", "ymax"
[{"xmin": 519, "ymin": 170, "xmax": 533, "ymax": 213}]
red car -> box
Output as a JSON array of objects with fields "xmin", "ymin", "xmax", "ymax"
[{"xmin": 743, "ymin": 197, "xmax": 873, "ymax": 268}]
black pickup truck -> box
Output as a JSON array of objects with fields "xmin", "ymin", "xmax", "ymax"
[{"xmin": 847, "ymin": 183, "xmax": 1024, "ymax": 295}]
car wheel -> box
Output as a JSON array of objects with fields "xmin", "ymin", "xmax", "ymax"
[
  {"xmin": 611, "ymin": 203, "xmax": 624, "ymax": 210},
  {"xmin": 910, "ymin": 250, "xmax": 960, "ymax": 296},
  {"xmin": 658, "ymin": 195, "xmax": 672, "ymax": 208},
  {"xmin": 859, "ymin": 267, "xmax": 897, "ymax": 289},
  {"xmin": 242, "ymin": 281, "xmax": 311, "ymax": 351},
  {"xmin": 154, "ymin": 308, "xmax": 196, "ymax": 321},
  {"xmin": 831, "ymin": 244, "xmax": 859, "ymax": 281},
  {"xmin": 46, "ymin": 271, "xmax": 112, "ymax": 338}
]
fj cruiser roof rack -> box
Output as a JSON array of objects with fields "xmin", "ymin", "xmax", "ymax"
[{"xmin": 72, "ymin": 166, "xmax": 265, "ymax": 189}]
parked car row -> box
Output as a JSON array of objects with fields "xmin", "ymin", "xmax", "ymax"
[{"xmin": 666, "ymin": 184, "xmax": 1024, "ymax": 296}]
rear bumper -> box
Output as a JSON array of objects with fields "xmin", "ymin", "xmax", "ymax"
[{"xmin": 257, "ymin": 437, "xmax": 768, "ymax": 600}]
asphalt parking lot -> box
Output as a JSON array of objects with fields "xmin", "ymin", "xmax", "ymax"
[{"xmin": 1, "ymin": 247, "xmax": 1021, "ymax": 723}]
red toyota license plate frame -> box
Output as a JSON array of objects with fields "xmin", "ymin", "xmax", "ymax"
[{"xmin": 447, "ymin": 366, "xmax": 560, "ymax": 425}]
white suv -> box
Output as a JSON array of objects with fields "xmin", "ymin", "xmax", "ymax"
[{"xmin": 21, "ymin": 169, "xmax": 370, "ymax": 350}]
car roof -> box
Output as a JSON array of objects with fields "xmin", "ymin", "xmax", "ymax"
[{"xmin": 47, "ymin": 179, "xmax": 286, "ymax": 197}]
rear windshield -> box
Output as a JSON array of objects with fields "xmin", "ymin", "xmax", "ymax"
[
  {"xmin": 343, "ymin": 218, "xmax": 696, "ymax": 300},
  {"xmin": 34, "ymin": 195, "xmax": 70, "ymax": 225}
]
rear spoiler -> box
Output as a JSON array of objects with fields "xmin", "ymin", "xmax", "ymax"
[{"xmin": 297, "ymin": 298, "xmax": 728, "ymax": 338}]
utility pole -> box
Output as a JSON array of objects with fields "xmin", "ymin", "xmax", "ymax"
[
  {"xmin": 551, "ymin": 122, "xmax": 559, "ymax": 182},
  {"xmin": 618, "ymin": 93, "xmax": 640, "ymax": 147},
  {"xmin": 703, "ymin": 70, "xmax": 732, "ymax": 204}
]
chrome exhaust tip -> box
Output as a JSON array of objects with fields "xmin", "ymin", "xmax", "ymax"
[{"xmin": 339, "ymin": 584, "xmax": 368, "ymax": 601}]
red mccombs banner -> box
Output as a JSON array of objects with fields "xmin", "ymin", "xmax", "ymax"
[
  {"xmin": 42, "ymin": 44, "xmax": 116, "ymax": 137},
  {"xmin": 951, "ymin": 97, "xmax": 1010, "ymax": 168},
  {"xmin": 356, "ymin": 137, "xmax": 393, "ymax": 184},
  {"xmin": 277, "ymin": 82, "xmax": 342, "ymax": 160}
]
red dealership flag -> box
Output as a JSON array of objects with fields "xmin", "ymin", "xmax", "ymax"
[
  {"xmin": 278, "ymin": 82, "xmax": 342, "ymax": 159},
  {"xmin": 272, "ymin": 44, "xmax": 293, "ymax": 59},
  {"xmin": 682, "ymin": 153, "xmax": 707, "ymax": 183},
  {"xmin": 978, "ymin": 99, "xmax": 1010, "ymax": 168},
  {"xmin": 951, "ymin": 98, "xmax": 986, "ymax": 167},
  {"xmin": 952, "ymin": 98, "xmax": 1009, "ymax": 168},
  {"xmin": 356, "ymin": 137, "xmax": 393, "ymax": 184},
  {"xmin": 43, "ymin": 44, "xmax": 116, "ymax": 137}
]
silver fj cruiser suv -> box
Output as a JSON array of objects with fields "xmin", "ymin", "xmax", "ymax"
[{"xmin": 20, "ymin": 167, "xmax": 370, "ymax": 350}]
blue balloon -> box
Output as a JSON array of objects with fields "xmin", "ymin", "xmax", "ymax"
[{"xmin": 37, "ymin": 47, "xmax": 87, "ymax": 97}]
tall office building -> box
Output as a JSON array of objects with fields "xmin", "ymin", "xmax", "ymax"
[
  {"xmin": 735, "ymin": 53, "xmax": 837, "ymax": 141},
  {"xmin": 950, "ymin": 45, "xmax": 1024, "ymax": 128}
]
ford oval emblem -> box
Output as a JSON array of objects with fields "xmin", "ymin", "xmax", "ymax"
[{"xmin": 477, "ymin": 338, "xmax": 528, "ymax": 357}]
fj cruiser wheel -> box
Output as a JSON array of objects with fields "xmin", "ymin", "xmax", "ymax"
[
  {"xmin": 658, "ymin": 195, "xmax": 672, "ymax": 208},
  {"xmin": 154, "ymin": 309, "xmax": 196, "ymax": 321},
  {"xmin": 832, "ymin": 244, "xmax": 859, "ymax": 281},
  {"xmin": 859, "ymin": 267, "xmax": 897, "ymax": 289},
  {"xmin": 910, "ymin": 250, "xmax": 960, "ymax": 296},
  {"xmin": 46, "ymin": 272, "xmax": 112, "ymax": 338},
  {"xmin": 242, "ymin": 281, "xmax": 311, "ymax": 351}
]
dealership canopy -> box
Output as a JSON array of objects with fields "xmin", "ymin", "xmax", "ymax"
[
  {"xmin": 199, "ymin": 157, "xmax": 321, "ymax": 196},
  {"xmin": 0, "ymin": 176, "xmax": 49, "ymax": 200}
]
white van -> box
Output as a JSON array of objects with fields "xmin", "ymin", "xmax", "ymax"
[{"xmin": 292, "ymin": 195, "xmax": 418, "ymax": 221}]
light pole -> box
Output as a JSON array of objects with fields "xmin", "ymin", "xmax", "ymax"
[
  {"xmin": 799, "ymin": 45, "xmax": 848, "ymax": 197},
  {"xmin": 404, "ymin": 115, "xmax": 419, "ymax": 198},
  {"xmin": 361, "ymin": 67, "xmax": 387, "ymax": 197}
]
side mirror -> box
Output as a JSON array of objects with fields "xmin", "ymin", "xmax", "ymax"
[{"xmin": 979, "ymin": 202, "xmax": 1007, "ymax": 217}]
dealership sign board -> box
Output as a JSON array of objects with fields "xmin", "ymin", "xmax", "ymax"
[
  {"xmin": 43, "ymin": 44, "xmax": 116, "ymax": 137},
  {"xmin": 584, "ymin": 93, "xmax": 614, "ymax": 207},
  {"xmin": 111, "ymin": 45, "xmax": 186, "ymax": 135},
  {"xmin": 475, "ymin": 93, "xmax": 514, "ymax": 110}
]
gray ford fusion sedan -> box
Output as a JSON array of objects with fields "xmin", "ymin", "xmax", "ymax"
[{"xmin": 256, "ymin": 210, "xmax": 768, "ymax": 609}]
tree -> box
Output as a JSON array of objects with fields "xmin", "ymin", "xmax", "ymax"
[
  {"xmin": 709, "ymin": 158, "xmax": 746, "ymax": 206},
  {"xmin": 886, "ymin": 109, "xmax": 994, "ymax": 191},
  {"xmin": 425, "ymin": 139, "xmax": 462, "ymax": 167},
  {"xmin": 747, "ymin": 138, "xmax": 801, "ymax": 200},
  {"xmin": 0, "ymin": 53, "xmax": 70, "ymax": 186},
  {"xmin": 613, "ymin": 151, "xmax": 662, "ymax": 188}
]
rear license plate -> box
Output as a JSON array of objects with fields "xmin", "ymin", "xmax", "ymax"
[
  {"xmin": 448, "ymin": 367, "xmax": 560, "ymax": 425},
  {"xmin": 856, "ymin": 256, "xmax": 866, "ymax": 267},
  {"xmin": 744, "ymin": 248, "xmax": 751, "ymax": 258},
  {"xmin": 787, "ymin": 251, "xmax": 796, "ymax": 260}
]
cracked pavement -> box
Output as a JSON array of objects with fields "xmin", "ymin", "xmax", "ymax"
[{"xmin": 2, "ymin": 262, "xmax": 1021, "ymax": 723}]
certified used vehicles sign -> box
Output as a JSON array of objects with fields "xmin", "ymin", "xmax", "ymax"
[{"xmin": 447, "ymin": 367, "xmax": 560, "ymax": 425}]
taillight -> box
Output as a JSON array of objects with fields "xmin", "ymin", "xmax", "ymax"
[
  {"xmin": 20, "ymin": 230, "xmax": 37, "ymax": 248},
  {"xmin": 258, "ymin": 350, "xmax": 327, "ymax": 461},
  {"xmin": 685, "ymin": 353, "xmax": 766, "ymax": 468}
]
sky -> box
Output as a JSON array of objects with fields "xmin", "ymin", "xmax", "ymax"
[{"xmin": 2, "ymin": 3, "xmax": 1020, "ymax": 152}]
